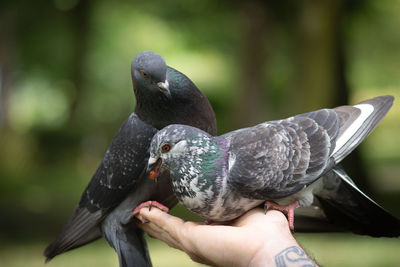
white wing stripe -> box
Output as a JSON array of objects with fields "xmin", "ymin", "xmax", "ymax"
[{"xmin": 331, "ymin": 103, "xmax": 374, "ymax": 156}]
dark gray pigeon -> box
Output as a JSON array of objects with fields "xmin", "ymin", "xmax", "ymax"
[
  {"xmin": 44, "ymin": 51, "xmax": 217, "ymax": 266},
  {"xmin": 146, "ymin": 95, "xmax": 400, "ymax": 237}
]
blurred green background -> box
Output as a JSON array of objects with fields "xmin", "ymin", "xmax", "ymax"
[{"xmin": 1, "ymin": 0, "xmax": 400, "ymax": 266}]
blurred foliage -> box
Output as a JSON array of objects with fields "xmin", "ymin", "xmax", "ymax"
[
  {"xmin": 0, "ymin": 234, "xmax": 399, "ymax": 267},
  {"xmin": 1, "ymin": 0, "xmax": 400, "ymax": 266}
]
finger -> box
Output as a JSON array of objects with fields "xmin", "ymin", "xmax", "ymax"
[
  {"xmin": 233, "ymin": 208, "xmax": 288, "ymax": 228},
  {"xmin": 136, "ymin": 207, "xmax": 235, "ymax": 265},
  {"xmin": 139, "ymin": 219, "xmax": 182, "ymax": 247},
  {"xmin": 137, "ymin": 218, "xmax": 183, "ymax": 249},
  {"xmin": 139, "ymin": 206, "xmax": 186, "ymax": 230},
  {"xmin": 233, "ymin": 208, "xmax": 266, "ymax": 226},
  {"xmin": 136, "ymin": 207, "xmax": 190, "ymax": 249}
]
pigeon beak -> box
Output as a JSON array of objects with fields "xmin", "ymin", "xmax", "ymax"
[
  {"xmin": 146, "ymin": 157, "xmax": 163, "ymax": 182},
  {"xmin": 157, "ymin": 80, "xmax": 171, "ymax": 99}
]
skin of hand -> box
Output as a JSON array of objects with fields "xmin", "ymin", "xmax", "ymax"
[{"xmin": 135, "ymin": 207, "xmax": 314, "ymax": 266}]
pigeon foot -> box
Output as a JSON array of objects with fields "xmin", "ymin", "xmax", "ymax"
[
  {"xmin": 203, "ymin": 219, "xmax": 214, "ymax": 225},
  {"xmin": 132, "ymin": 201, "xmax": 169, "ymax": 217},
  {"xmin": 264, "ymin": 200, "xmax": 300, "ymax": 231}
]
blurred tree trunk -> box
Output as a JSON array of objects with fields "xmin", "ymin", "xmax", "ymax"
[
  {"xmin": 291, "ymin": 0, "xmax": 340, "ymax": 112},
  {"xmin": 68, "ymin": 0, "xmax": 91, "ymax": 122},
  {"xmin": 0, "ymin": 11, "xmax": 16, "ymax": 128},
  {"xmin": 32, "ymin": 2, "xmax": 93, "ymax": 161},
  {"xmin": 293, "ymin": 0, "xmax": 371, "ymax": 193},
  {"xmin": 234, "ymin": 0, "xmax": 269, "ymax": 128},
  {"xmin": 333, "ymin": 3, "xmax": 371, "ymax": 195}
]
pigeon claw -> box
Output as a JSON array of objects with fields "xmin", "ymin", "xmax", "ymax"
[
  {"xmin": 132, "ymin": 201, "xmax": 169, "ymax": 216},
  {"xmin": 203, "ymin": 219, "xmax": 214, "ymax": 225},
  {"xmin": 264, "ymin": 200, "xmax": 300, "ymax": 231}
]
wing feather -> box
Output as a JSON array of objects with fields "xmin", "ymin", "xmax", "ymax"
[
  {"xmin": 227, "ymin": 109, "xmax": 339, "ymax": 199},
  {"xmin": 332, "ymin": 95, "xmax": 393, "ymax": 162},
  {"xmin": 44, "ymin": 113, "xmax": 157, "ymax": 260}
]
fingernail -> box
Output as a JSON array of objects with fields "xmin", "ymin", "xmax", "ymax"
[{"xmin": 136, "ymin": 215, "xmax": 149, "ymax": 224}]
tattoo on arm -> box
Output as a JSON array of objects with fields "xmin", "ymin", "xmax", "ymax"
[{"xmin": 275, "ymin": 246, "xmax": 316, "ymax": 267}]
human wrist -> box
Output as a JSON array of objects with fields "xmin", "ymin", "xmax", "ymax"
[
  {"xmin": 249, "ymin": 211, "xmax": 316, "ymax": 266},
  {"xmin": 250, "ymin": 222, "xmax": 296, "ymax": 266},
  {"xmin": 251, "ymin": 235, "xmax": 316, "ymax": 267}
]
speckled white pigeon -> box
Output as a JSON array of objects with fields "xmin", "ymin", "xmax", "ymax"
[{"xmin": 146, "ymin": 95, "xmax": 400, "ymax": 237}]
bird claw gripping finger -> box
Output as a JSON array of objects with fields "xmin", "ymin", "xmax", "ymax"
[
  {"xmin": 264, "ymin": 200, "xmax": 300, "ymax": 231},
  {"xmin": 132, "ymin": 201, "xmax": 169, "ymax": 216},
  {"xmin": 203, "ymin": 219, "xmax": 214, "ymax": 225}
]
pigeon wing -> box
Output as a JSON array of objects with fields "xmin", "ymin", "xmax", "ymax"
[
  {"xmin": 80, "ymin": 114, "xmax": 157, "ymax": 213},
  {"xmin": 44, "ymin": 113, "xmax": 157, "ymax": 260},
  {"xmin": 331, "ymin": 95, "xmax": 394, "ymax": 163},
  {"xmin": 227, "ymin": 109, "xmax": 339, "ymax": 199}
]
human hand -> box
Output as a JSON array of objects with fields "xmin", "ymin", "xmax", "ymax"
[{"xmin": 135, "ymin": 207, "xmax": 316, "ymax": 266}]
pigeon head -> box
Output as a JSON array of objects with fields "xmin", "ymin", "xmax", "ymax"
[
  {"xmin": 130, "ymin": 51, "xmax": 217, "ymax": 134},
  {"xmin": 131, "ymin": 51, "xmax": 170, "ymax": 98},
  {"xmin": 146, "ymin": 124, "xmax": 226, "ymax": 217},
  {"xmin": 146, "ymin": 124, "xmax": 217, "ymax": 181}
]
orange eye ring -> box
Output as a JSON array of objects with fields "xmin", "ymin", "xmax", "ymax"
[
  {"xmin": 141, "ymin": 71, "xmax": 149, "ymax": 78},
  {"xmin": 161, "ymin": 144, "xmax": 171, "ymax": 152}
]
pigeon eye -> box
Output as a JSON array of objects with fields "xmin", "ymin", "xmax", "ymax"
[
  {"xmin": 161, "ymin": 144, "xmax": 171, "ymax": 152},
  {"xmin": 141, "ymin": 71, "xmax": 149, "ymax": 78}
]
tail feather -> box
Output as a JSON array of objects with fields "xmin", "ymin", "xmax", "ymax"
[
  {"xmin": 111, "ymin": 227, "xmax": 152, "ymax": 267},
  {"xmin": 314, "ymin": 166, "xmax": 400, "ymax": 237},
  {"xmin": 44, "ymin": 207, "xmax": 103, "ymax": 261},
  {"xmin": 101, "ymin": 172, "xmax": 178, "ymax": 267}
]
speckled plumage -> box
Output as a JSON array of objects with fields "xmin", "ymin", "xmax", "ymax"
[
  {"xmin": 44, "ymin": 51, "xmax": 217, "ymax": 266},
  {"xmin": 148, "ymin": 96, "xmax": 400, "ymax": 237},
  {"xmin": 149, "ymin": 108, "xmax": 340, "ymax": 221}
]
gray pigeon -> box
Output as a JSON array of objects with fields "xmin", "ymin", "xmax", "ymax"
[
  {"xmin": 44, "ymin": 51, "xmax": 217, "ymax": 266},
  {"xmin": 146, "ymin": 95, "xmax": 400, "ymax": 237}
]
